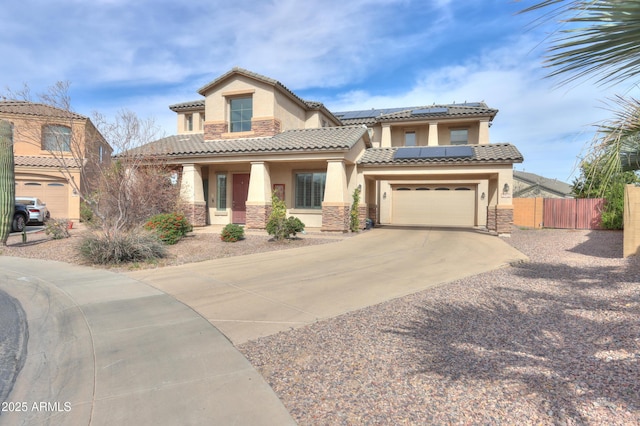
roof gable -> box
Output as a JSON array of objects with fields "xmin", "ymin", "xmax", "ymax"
[{"xmin": 514, "ymin": 171, "xmax": 573, "ymax": 197}]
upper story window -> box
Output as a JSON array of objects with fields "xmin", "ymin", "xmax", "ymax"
[
  {"xmin": 185, "ymin": 114, "xmax": 194, "ymax": 131},
  {"xmin": 404, "ymin": 131, "xmax": 416, "ymax": 146},
  {"xmin": 230, "ymin": 97, "xmax": 252, "ymax": 132},
  {"xmin": 42, "ymin": 125, "xmax": 71, "ymax": 151},
  {"xmin": 199, "ymin": 112, "xmax": 205, "ymax": 130},
  {"xmin": 99, "ymin": 145, "xmax": 104, "ymax": 163},
  {"xmin": 450, "ymin": 129, "xmax": 468, "ymax": 145}
]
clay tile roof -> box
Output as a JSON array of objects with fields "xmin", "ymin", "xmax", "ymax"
[
  {"xmin": 358, "ymin": 144, "xmax": 523, "ymax": 165},
  {"xmin": 14, "ymin": 155, "xmax": 82, "ymax": 168},
  {"xmin": 168, "ymin": 99, "xmax": 205, "ymax": 112},
  {"xmin": 126, "ymin": 126, "xmax": 369, "ymax": 157},
  {"xmin": 336, "ymin": 103, "xmax": 497, "ymax": 125},
  {"xmin": 0, "ymin": 100, "xmax": 87, "ymax": 120}
]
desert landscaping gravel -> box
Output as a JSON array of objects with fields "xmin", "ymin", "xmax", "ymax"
[
  {"xmin": 2, "ymin": 226, "xmax": 638, "ymax": 424},
  {"xmin": 239, "ymin": 229, "xmax": 640, "ymax": 425}
]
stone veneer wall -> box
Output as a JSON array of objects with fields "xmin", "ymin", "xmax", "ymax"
[
  {"xmin": 368, "ymin": 205, "xmax": 378, "ymax": 225},
  {"xmin": 358, "ymin": 205, "xmax": 368, "ymax": 230},
  {"xmin": 487, "ymin": 205, "xmax": 513, "ymax": 235},
  {"xmin": 185, "ymin": 202, "xmax": 207, "ymax": 227},
  {"xmin": 251, "ymin": 118, "xmax": 281, "ymax": 137},
  {"xmin": 246, "ymin": 204, "xmax": 272, "ymax": 229},
  {"xmin": 204, "ymin": 122, "xmax": 227, "ymax": 139},
  {"xmin": 322, "ymin": 204, "xmax": 350, "ymax": 232},
  {"xmin": 203, "ymin": 119, "xmax": 280, "ymax": 140}
]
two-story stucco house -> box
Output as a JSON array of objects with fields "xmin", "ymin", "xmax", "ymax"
[
  {"xmin": 0, "ymin": 101, "xmax": 112, "ymax": 221},
  {"xmin": 135, "ymin": 67, "xmax": 523, "ymax": 234}
]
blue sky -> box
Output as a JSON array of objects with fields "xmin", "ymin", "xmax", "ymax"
[{"xmin": 2, "ymin": 0, "xmax": 638, "ymax": 183}]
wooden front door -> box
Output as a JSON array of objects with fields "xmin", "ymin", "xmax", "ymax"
[{"xmin": 232, "ymin": 174, "xmax": 250, "ymax": 224}]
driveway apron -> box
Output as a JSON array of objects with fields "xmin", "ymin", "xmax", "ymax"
[
  {"xmin": 0, "ymin": 258, "xmax": 295, "ymax": 426},
  {"xmin": 127, "ymin": 227, "xmax": 528, "ymax": 345}
]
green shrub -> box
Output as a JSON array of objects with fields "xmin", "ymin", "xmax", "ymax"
[
  {"xmin": 80, "ymin": 201, "xmax": 94, "ymax": 223},
  {"xmin": 349, "ymin": 187, "xmax": 361, "ymax": 232},
  {"xmin": 266, "ymin": 192, "xmax": 305, "ymax": 240},
  {"xmin": 78, "ymin": 230, "xmax": 166, "ymax": 265},
  {"xmin": 221, "ymin": 223, "xmax": 245, "ymax": 242},
  {"xmin": 44, "ymin": 219, "xmax": 71, "ymax": 240},
  {"xmin": 285, "ymin": 216, "xmax": 305, "ymax": 237},
  {"xmin": 143, "ymin": 213, "xmax": 192, "ymax": 245}
]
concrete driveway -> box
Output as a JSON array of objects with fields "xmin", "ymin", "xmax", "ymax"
[{"xmin": 127, "ymin": 227, "xmax": 527, "ymax": 345}]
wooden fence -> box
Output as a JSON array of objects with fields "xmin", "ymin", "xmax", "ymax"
[{"xmin": 513, "ymin": 198, "xmax": 604, "ymax": 230}]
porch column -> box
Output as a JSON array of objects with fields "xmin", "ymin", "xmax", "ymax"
[
  {"xmin": 486, "ymin": 170, "xmax": 514, "ymax": 235},
  {"xmin": 180, "ymin": 163, "xmax": 207, "ymax": 227},
  {"xmin": 479, "ymin": 119, "xmax": 490, "ymax": 144},
  {"xmin": 381, "ymin": 124, "xmax": 392, "ymax": 147},
  {"xmin": 246, "ymin": 161, "xmax": 272, "ymax": 229},
  {"xmin": 428, "ymin": 121, "xmax": 439, "ymax": 146},
  {"xmin": 322, "ymin": 160, "xmax": 350, "ymax": 232}
]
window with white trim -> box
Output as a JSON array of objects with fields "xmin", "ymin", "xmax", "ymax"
[
  {"xmin": 185, "ymin": 114, "xmax": 193, "ymax": 131},
  {"xmin": 295, "ymin": 172, "xmax": 326, "ymax": 209}
]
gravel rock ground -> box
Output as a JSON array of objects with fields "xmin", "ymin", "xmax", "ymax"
[
  {"xmin": 239, "ymin": 229, "xmax": 640, "ymax": 425},
  {"xmin": 0, "ymin": 226, "xmax": 341, "ymax": 271}
]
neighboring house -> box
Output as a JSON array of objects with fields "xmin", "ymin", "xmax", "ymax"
[
  {"xmin": 133, "ymin": 67, "xmax": 523, "ymax": 233},
  {"xmin": 0, "ymin": 101, "xmax": 112, "ymax": 220},
  {"xmin": 513, "ymin": 170, "xmax": 573, "ymax": 199}
]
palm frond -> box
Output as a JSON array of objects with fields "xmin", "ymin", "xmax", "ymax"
[{"xmin": 520, "ymin": 1, "xmax": 640, "ymax": 85}]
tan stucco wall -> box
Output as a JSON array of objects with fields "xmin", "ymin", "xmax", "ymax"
[
  {"xmin": 363, "ymin": 163, "xmax": 513, "ymax": 227},
  {"xmin": 202, "ymin": 74, "xmax": 310, "ymax": 135},
  {"xmin": 176, "ymin": 110, "xmax": 205, "ymax": 134},
  {"xmin": 377, "ymin": 119, "xmax": 486, "ymax": 147},
  {"xmin": 624, "ymin": 185, "xmax": 640, "ymax": 258}
]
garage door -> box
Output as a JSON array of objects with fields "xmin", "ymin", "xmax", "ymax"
[
  {"xmin": 16, "ymin": 180, "xmax": 69, "ymax": 219},
  {"xmin": 392, "ymin": 185, "xmax": 476, "ymax": 226}
]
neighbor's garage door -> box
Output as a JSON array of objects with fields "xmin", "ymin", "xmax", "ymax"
[
  {"xmin": 392, "ymin": 185, "xmax": 476, "ymax": 226},
  {"xmin": 16, "ymin": 180, "xmax": 69, "ymax": 219}
]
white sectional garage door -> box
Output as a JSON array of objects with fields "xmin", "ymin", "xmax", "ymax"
[{"xmin": 392, "ymin": 185, "xmax": 476, "ymax": 227}]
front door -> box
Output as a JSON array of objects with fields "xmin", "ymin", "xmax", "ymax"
[{"xmin": 232, "ymin": 174, "xmax": 250, "ymax": 224}]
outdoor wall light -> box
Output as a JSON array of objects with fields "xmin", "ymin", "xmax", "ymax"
[
  {"xmin": 383, "ymin": 192, "xmax": 387, "ymax": 199},
  {"xmin": 503, "ymin": 183, "xmax": 510, "ymax": 194},
  {"xmin": 481, "ymin": 192, "xmax": 485, "ymax": 200}
]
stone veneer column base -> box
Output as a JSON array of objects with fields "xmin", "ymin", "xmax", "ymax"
[
  {"xmin": 185, "ymin": 201, "xmax": 207, "ymax": 227},
  {"xmin": 357, "ymin": 205, "xmax": 368, "ymax": 230},
  {"xmin": 321, "ymin": 203, "xmax": 350, "ymax": 232},
  {"xmin": 246, "ymin": 203, "xmax": 272, "ymax": 229},
  {"xmin": 487, "ymin": 205, "xmax": 513, "ymax": 235}
]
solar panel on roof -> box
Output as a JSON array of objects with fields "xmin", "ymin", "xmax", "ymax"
[
  {"xmin": 393, "ymin": 146, "xmax": 474, "ymax": 160},
  {"xmin": 393, "ymin": 147, "xmax": 422, "ymax": 159},
  {"xmin": 445, "ymin": 146, "xmax": 473, "ymax": 157},
  {"xmin": 412, "ymin": 107, "xmax": 448, "ymax": 115},
  {"xmin": 421, "ymin": 147, "xmax": 446, "ymax": 158}
]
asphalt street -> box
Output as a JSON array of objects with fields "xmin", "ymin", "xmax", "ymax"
[{"xmin": 0, "ymin": 288, "xmax": 28, "ymax": 406}]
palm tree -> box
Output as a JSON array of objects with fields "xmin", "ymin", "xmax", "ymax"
[
  {"xmin": 521, "ymin": 1, "xmax": 640, "ymax": 86},
  {"xmin": 521, "ymin": 1, "xmax": 640, "ymax": 176}
]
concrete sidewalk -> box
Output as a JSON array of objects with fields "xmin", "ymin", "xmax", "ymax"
[{"xmin": 0, "ymin": 258, "xmax": 295, "ymax": 426}]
